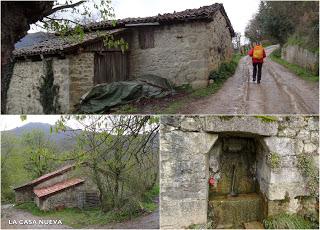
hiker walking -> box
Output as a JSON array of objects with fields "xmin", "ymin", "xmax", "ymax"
[{"xmin": 248, "ymin": 42, "xmax": 266, "ymax": 84}]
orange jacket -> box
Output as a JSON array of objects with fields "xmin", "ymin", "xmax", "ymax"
[{"xmin": 248, "ymin": 46, "xmax": 266, "ymax": 63}]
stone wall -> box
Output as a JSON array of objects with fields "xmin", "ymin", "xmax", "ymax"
[
  {"xmin": 129, "ymin": 11, "xmax": 233, "ymax": 89},
  {"xmin": 160, "ymin": 116, "xmax": 319, "ymax": 228},
  {"xmin": 6, "ymin": 60, "xmax": 45, "ymax": 114},
  {"xmin": 68, "ymin": 52, "xmax": 94, "ymax": 111},
  {"xmin": 39, "ymin": 184, "xmax": 84, "ymax": 211},
  {"xmin": 15, "ymin": 187, "xmax": 34, "ymax": 204},
  {"xmin": 6, "ymin": 52, "xmax": 94, "ymax": 114},
  {"xmin": 33, "ymin": 170, "xmax": 76, "ymax": 190},
  {"xmin": 52, "ymin": 58, "xmax": 70, "ymax": 114},
  {"xmin": 281, "ymin": 45, "xmax": 319, "ymax": 73}
]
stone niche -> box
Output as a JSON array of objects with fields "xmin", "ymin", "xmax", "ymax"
[
  {"xmin": 208, "ymin": 135, "xmax": 265, "ymax": 229},
  {"xmin": 160, "ymin": 116, "xmax": 319, "ymax": 229}
]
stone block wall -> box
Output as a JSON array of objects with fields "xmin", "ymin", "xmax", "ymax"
[
  {"xmin": 33, "ymin": 170, "xmax": 76, "ymax": 190},
  {"xmin": 129, "ymin": 11, "xmax": 233, "ymax": 89},
  {"xmin": 160, "ymin": 116, "xmax": 319, "ymax": 228},
  {"xmin": 15, "ymin": 187, "xmax": 34, "ymax": 204},
  {"xmin": 68, "ymin": 52, "xmax": 94, "ymax": 111},
  {"xmin": 281, "ymin": 45, "xmax": 319, "ymax": 73},
  {"xmin": 6, "ymin": 52, "xmax": 94, "ymax": 114},
  {"xmin": 6, "ymin": 61, "xmax": 45, "ymax": 114},
  {"xmin": 39, "ymin": 184, "xmax": 84, "ymax": 211},
  {"xmin": 52, "ymin": 58, "xmax": 70, "ymax": 114}
]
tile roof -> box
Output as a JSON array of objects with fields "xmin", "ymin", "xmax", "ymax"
[
  {"xmin": 33, "ymin": 178, "xmax": 85, "ymax": 198},
  {"xmin": 13, "ymin": 4, "xmax": 234, "ymax": 58},
  {"xmin": 14, "ymin": 164, "xmax": 77, "ymax": 190},
  {"xmin": 13, "ymin": 28, "xmax": 126, "ymax": 57},
  {"xmin": 84, "ymin": 3, "xmax": 234, "ymax": 36}
]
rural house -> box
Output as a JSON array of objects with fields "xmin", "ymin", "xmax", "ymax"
[
  {"xmin": 5, "ymin": 3, "xmax": 235, "ymax": 114},
  {"xmin": 14, "ymin": 163, "xmax": 100, "ymax": 211}
]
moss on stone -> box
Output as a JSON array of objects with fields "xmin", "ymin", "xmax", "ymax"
[
  {"xmin": 219, "ymin": 116, "xmax": 234, "ymax": 121},
  {"xmin": 255, "ymin": 116, "xmax": 278, "ymax": 123},
  {"xmin": 297, "ymin": 154, "xmax": 319, "ymax": 197},
  {"xmin": 267, "ymin": 152, "xmax": 281, "ymax": 170}
]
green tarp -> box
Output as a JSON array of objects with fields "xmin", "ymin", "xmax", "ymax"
[{"xmin": 79, "ymin": 75, "xmax": 174, "ymax": 113}]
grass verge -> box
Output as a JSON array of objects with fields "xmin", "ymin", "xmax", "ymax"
[
  {"xmin": 263, "ymin": 213, "xmax": 317, "ymax": 229},
  {"xmin": 16, "ymin": 202, "xmax": 134, "ymax": 228},
  {"xmin": 270, "ymin": 48, "xmax": 319, "ymax": 82}
]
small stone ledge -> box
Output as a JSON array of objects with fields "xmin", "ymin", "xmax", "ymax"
[{"xmin": 201, "ymin": 116, "xmax": 279, "ymax": 136}]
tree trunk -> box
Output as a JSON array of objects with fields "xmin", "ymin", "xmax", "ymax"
[
  {"xmin": 1, "ymin": 1, "xmax": 54, "ymax": 66},
  {"xmin": 1, "ymin": 1, "xmax": 54, "ymax": 113}
]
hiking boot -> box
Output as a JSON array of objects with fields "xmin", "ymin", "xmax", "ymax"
[
  {"xmin": 257, "ymin": 81, "xmax": 261, "ymax": 84},
  {"xmin": 253, "ymin": 78, "xmax": 256, "ymax": 82}
]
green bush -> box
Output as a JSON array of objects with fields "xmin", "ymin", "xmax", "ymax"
[
  {"xmin": 263, "ymin": 213, "xmax": 314, "ymax": 229},
  {"xmin": 271, "ymin": 48, "xmax": 282, "ymax": 58},
  {"xmin": 193, "ymin": 54, "xmax": 243, "ymax": 97}
]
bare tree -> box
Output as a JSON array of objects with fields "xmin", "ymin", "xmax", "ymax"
[{"xmin": 55, "ymin": 115, "xmax": 159, "ymax": 212}]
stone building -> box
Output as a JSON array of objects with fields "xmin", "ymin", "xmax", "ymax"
[
  {"xmin": 160, "ymin": 116, "xmax": 319, "ymax": 229},
  {"xmin": 14, "ymin": 163, "xmax": 99, "ymax": 211},
  {"xmin": 4, "ymin": 3, "xmax": 235, "ymax": 114}
]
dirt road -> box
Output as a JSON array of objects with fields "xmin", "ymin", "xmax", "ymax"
[
  {"xmin": 95, "ymin": 208, "xmax": 159, "ymax": 229},
  {"xmin": 1, "ymin": 204, "xmax": 70, "ymax": 229},
  {"xmin": 180, "ymin": 45, "xmax": 319, "ymax": 115}
]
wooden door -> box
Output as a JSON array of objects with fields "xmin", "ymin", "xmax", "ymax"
[{"xmin": 94, "ymin": 52, "xmax": 129, "ymax": 85}]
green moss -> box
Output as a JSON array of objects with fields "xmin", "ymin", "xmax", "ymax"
[
  {"xmin": 219, "ymin": 116, "xmax": 235, "ymax": 121},
  {"xmin": 38, "ymin": 59, "xmax": 60, "ymax": 114},
  {"xmin": 267, "ymin": 152, "xmax": 281, "ymax": 170},
  {"xmin": 263, "ymin": 213, "xmax": 314, "ymax": 229},
  {"xmin": 160, "ymin": 100, "xmax": 186, "ymax": 114},
  {"xmin": 255, "ymin": 116, "xmax": 278, "ymax": 123},
  {"xmin": 115, "ymin": 104, "xmax": 139, "ymax": 114},
  {"xmin": 297, "ymin": 154, "xmax": 319, "ymax": 197},
  {"xmin": 270, "ymin": 48, "xmax": 319, "ymax": 82}
]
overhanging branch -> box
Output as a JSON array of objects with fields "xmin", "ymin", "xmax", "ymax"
[{"xmin": 46, "ymin": 0, "xmax": 86, "ymax": 16}]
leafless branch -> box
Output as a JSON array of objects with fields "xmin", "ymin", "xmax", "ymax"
[{"xmin": 46, "ymin": 0, "xmax": 86, "ymax": 16}]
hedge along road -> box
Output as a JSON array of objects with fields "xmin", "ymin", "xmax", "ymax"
[{"xmin": 179, "ymin": 45, "xmax": 319, "ymax": 115}]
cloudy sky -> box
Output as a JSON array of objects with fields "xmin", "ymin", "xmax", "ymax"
[
  {"xmin": 0, "ymin": 115, "xmax": 60, "ymax": 131},
  {"xmin": 112, "ymin": 0, "xmax": 260, "ymax": 36},
  {"xmin": 29, "ymin": 0, "xmax": 260, "ymax": 40}
]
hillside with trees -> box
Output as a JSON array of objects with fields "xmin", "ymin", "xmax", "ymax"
[
  {"xmin": 1, "ymin": 115, "xmax": 160, "ymax": 228},
  {"xmin": 245, "ymin": 1, "xmax": 318, "ymax": 52}
]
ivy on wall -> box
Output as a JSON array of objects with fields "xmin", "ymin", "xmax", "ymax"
[
  {"xmin": 38, "ymin": 59, "xmax": 60, "ymax": 114},
  {"xmin": 1, "ymin": 61, "xmax": 15, "ymax": 114}
]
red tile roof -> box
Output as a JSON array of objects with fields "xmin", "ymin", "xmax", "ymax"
[
  {"xmin": 14, "ymin": 164, "xmax": 77, "ymax": 190},
  {"xmin": 34, "ymin": 178, "xmax": 85, "ymax": 198}
]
